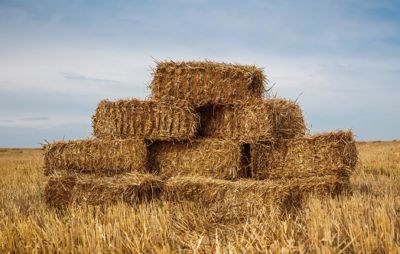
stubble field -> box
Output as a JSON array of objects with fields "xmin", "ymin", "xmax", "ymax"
[{"xmin": 0, "ymin": 141, "xmax": 399, "ymax": 253}]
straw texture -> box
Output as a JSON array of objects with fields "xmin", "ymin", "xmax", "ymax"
[
  {"xmin": 92, "ymin": 99, "xmax": 199, "ymax": 140},
  {"xmin": 251, "ymin": 131, "xmax": 358, "ymax": 179},
  {"xmin": 162, "ymin": 175, "xmax": 347, "ymax": 212},
  {"xmin": 151, "ymin": 60, "xmax": 265, "ymax": 106},
  {"xmin": 44, "ymin": 139, "xmax": 148, "ymax": 176},
  {"xmin": 149, "ymin": 139, "xmax": 246, "ymax": 179},
  {"xmin": 45, "ymin": 173, "xmax": 163, "ymax": 208},
  {"xmin": 162, "ymin": 176, "xmax": 287, "ymax": 212},
  {"xmin": 199, "ymin": 98, "xmax": 306, "ymax": 142}
]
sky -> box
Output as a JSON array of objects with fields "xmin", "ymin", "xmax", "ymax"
[{"xmin": 0, "ymin": 0, "xmax": 399, "ymax": 147}]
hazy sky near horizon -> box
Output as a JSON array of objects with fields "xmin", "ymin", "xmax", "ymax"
[{"xmin": 0, "ymin": 0, "xmax": 400, "ymax": 147}]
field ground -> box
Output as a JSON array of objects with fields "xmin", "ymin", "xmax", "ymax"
[{"xmin": 0, "ymin": 142, "xmax": 399, "ymax": 253}]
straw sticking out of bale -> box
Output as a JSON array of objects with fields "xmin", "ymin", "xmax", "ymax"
[
  {"xmin": 45, "ymin": 173, "xmax": 163, "ymax": 208},
  {"xmin": 149, "ymin": 139, "xmax": 246, "ymax": 179},
  {"xmin": 92, "ymin": 99, "xmax": 199, "ymax": 140},
  {"xmin": 199, "ymin": 98, "xmax": 306, "ymax": 142},
  {"xmin": 251, "ymin": 131, "xmax": 358, "ymax": 180},
  {"xmin": 44, "ymin": 139, "xmax": 148, "ymax": 176},
  {"xmin": 151, "ymin": 60, "xmax": 266, "ymax": 106}
]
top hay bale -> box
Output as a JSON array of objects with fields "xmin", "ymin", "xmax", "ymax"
[
  {"xmin": 92, "ymin": 99, "xmax": 199, "ymax": 141},
  {"xmin": 150, "ymin": 61, "xmax": 266, "ymax": 106}
]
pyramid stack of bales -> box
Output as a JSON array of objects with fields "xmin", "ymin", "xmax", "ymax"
[{"xmin": 44, "ymin": 60, "xmax": 358, "ymax": 212}]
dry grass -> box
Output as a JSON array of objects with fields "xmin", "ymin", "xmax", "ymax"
[{"xmin": 0, "ymin": 142, "xmax": 399, "ymax": 253}]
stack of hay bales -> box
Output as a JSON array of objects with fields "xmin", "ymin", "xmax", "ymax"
[{"xmin": 44, "ymin": 60, "xmax": 358, "ymax": 212}]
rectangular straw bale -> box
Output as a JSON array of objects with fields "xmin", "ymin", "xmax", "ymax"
[
  {"xmin": 199, "ymin": 98, "xmax": 306, "ymax": 142},
  {"xmin": 44, "ymin": 139, "xmax": 147, "ymax": 176},
  {"xmin": 162, "ymin": 175, "xmax": 347, "ymax": 212},
  {"xmin": 283, "ymin": 175, "xmax": 351, "ymax": 209},
  {"xmin": 150, "ymin": 61, "xmax": 266, "ymax": 106},
  {"xmin": 251, "ymin": 130, "xmax": 358, "ymax": 180},
  {"xmin": 92, "ymin": 99, "xmax": 199, "ymax": 140},
  {"xmin": 162, "ymin": 176, "xmax": 288, "ymax": 212},
  {"xmin": 45, "ymin": 173, "xmax": 163, "ymax": 208},
  {"xmin": 149, "ymin": 139, "xmax": 247, "ymax": 179}
]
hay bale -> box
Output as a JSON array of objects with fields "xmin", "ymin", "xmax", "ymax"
[
  {"xmin": 45, "ymin": 173, "xmax": 163, "ymax": 208},
  {"xmin": 92, "ymin": 99, "xmax": 199, "ymax": 140},
  {"xmin": 199, "ymin": 98, "xmax": 305, "ymax": 142},
  {"xmin": 44, "ymin": 139, "xmax": 147, "ymax": 176},
  {"xmin": 282, "ymin": 175, "xmax": 351, "ymax": 209},
  {"xmin": 162, "ymin": 175, "xmax": 347, "ymax": 212},
  {"xmin": 150, "ymin": 61, "xmax": 265, "ymax": 106},
  {"xmin": 162, "ymin": 176, "xmax": 287, "ymax": 212},
  {"xmin": 251, "ymin": 130, "xmax": 358, "ymax": 179},
  {"xmin": 149, "ymin": 139, "xmax": 248, "ymax": 179}
]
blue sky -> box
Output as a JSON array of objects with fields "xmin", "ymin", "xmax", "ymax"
[{"xmin": 0, "ymin": 0, "xmax": 399, "ymax": 147}]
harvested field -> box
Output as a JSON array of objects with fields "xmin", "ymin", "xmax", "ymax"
[
  {"xmin": 44, "ymin": 139, "xmax": 148, "ymax": 176},
  {"xmin": 0, "ymin": 142, "xmax": 399, "ymax": 252},
  {"xmin": 149, "ymin": 139, "xmax": 247, "ymax": 179},
  {"xmin": 45, "ymin": 173, "xmax": 162, "ymax": 208},
  {"xmin": 92, "ymin": 99, "xmax": 199, "ymax": 140},
  {"xmin": 151, "ymin": 60, "xmax": 265, "ymax": 106},
  {"xmin": 251, "ymin": 130, "xmax": 358, "ymax": 179},
  {"xmin": 199, "ymin": 98, "xmax": 306, "ymax": 142}
]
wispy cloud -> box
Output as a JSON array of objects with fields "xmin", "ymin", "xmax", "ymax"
[
  {"xmin": 62, "ymin": 72, "xmax": 122, "ymax": 84},
  {"xmin": 0, "ymin": 117, "xmax": 49, "ymax": 125},
  {"xmin": 18, "ymin": 117, "xmax": 49, "ymax": 121},
  {"xmin": 0, "ymin": 119, "xmax": 14, "ymax": 123},
  {"xmin": 0, "ymin": 115, "xmax": 89, "ymax": 128}
]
